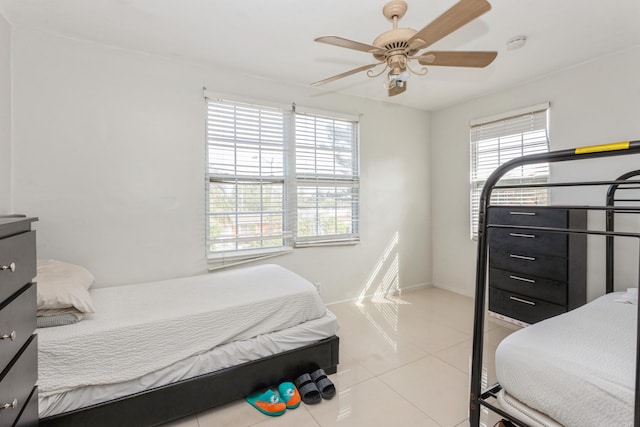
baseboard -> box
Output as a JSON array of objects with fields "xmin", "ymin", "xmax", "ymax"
[
  {"xmin": 327, "ymin": 282, "xmax": 433, "ymax": 307},
  {"xmin": 395, "ymin": 282, "xmax": 433, "ymax": 295},
  {"xmin": 431, "ymin": 282, "xmax": 474, "ymax": 299}
]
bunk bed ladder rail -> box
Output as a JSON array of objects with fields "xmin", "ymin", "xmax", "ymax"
[{"xmin": 470, "ymin": 140, "xmax": 640, "ymax": 427}]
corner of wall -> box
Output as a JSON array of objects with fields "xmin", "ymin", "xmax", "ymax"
[{"xmin": 0, "ymin": 13, "xmax": 13, "ymax": 214}]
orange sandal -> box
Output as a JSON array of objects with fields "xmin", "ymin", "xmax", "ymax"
[
  {"xmin": 245, "ymin": 389, "xmax": 286, "ymax": 416},
  {"xmin": 278, "ymin": 381, "xmax": 301, "ymax": 409}
]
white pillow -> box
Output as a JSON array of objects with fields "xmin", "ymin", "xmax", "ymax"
[{"xmin": 36, "ymin": 260, "xmax": 95, "ymax": 313}]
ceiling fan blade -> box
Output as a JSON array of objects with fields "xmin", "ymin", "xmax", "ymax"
[
  {"xmin": 311, "ymin": 63, "xmax": 382, "ymax": 87},
  {"xmin": 388, "ymin": 82, "xmax": 407, "ymax": 97},
  {"xmin": 407, "ymin": 0, "xmax": 491, "ymax": 50},
  {"xmin": 418, "ymin": 51, "xmax": 497, "ymax": 67},
  {"xmin": 315, "ymin": 36, "xmax": 386, "ymax": 55}
]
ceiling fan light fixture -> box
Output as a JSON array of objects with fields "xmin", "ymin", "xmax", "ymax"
[{"xmin": 311, "ymin": 0, "xmax": 497, "ymax": 96}]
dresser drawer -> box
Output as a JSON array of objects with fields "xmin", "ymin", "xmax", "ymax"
[
  {"xmin": 0, "ymin": 335, "xmax": 37, "ymax": 427},
  {"xmin": 488, "ymin": 207, "xmax": 568, "ymax": 228},
  {"xmin": 489, "ymin": 268, "xmax": 567, "ymax": 305},
  {"xmin": 0, "ymin": 231, "xmax": 36, "ymax": 304},
  {"xmin": 15, "ymin": 386, "xmax": 38, "ymax": 427},
  {"xmin": 488, "ymin": 227, "xmax": 567, "ymax": 258},
  {"xmin": 489, "ymin": 247, "xmax": 567, "ymax": 282},
  {"xmin": 489, "ymin": 287, "xmax": 566, "ymax": 324},
  {"xmin": 0, "ymin": 283, "xmax": 36, "ymax": 371}
]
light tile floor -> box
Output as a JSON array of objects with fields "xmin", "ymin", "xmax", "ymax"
[{"xmin": 162, "ymin": 287, "xmax": 515, "ymax": 427}]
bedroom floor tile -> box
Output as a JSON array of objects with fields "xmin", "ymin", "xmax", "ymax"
[
  {"xmin": 303, "ymin": 377, "xmax": 440, "ymax": 426},
  {"xmin": 174, "ymin": 286, "xmax": 509, "ymax": 427},
  {"xmin": 251, "ymin": 406, "xmax": 320, "ymax": 427},
  {"xmin": 434, "ymin": 324, "xmax": 515, "ymax": 384},
  {"xmin": 379, "ymin": 355, "xmax": 470, "ymax": 427},
  {"xmin": 332, "ymin": 347, "xmax": 375, "ymax": 389},
  {"xmin": 196, "ymin": 399, "xmax": 266, "ymax": 427},
  {"xmin": 339, "ymin": 329, "xmax": 428, "ymax": 376}
]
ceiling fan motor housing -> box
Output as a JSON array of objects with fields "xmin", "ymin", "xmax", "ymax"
[{"xmin": 373, "ymin": 28, "xmax": 420, "ymax": 63}]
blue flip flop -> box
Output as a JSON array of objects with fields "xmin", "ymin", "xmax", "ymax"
[{"xmin": 245, "ymin": 389, "xmax": 286, "ymax": 416}]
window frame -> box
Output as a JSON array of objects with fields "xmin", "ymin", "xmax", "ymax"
[
  {"xmin": 205, "ymin": 96, "xmax": 360, "ymax": 264},
  {"xmin": 470, "ymin": 103, "xmax": 551, "ymax": 240},
  {"xmin": 293, "ymin": 111, "xmax": 360, "ymax": 247}
]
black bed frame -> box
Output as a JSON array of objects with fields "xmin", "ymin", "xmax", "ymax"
[
  {"xmin": 40, "ymin": 335, "xmax": 339, "ymax": 427},
  {"xmin": 470, "ymin": 140, "xmax": 640, "ymax": 427}
]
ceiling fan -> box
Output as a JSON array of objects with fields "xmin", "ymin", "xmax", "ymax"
[{"xmin": 311, "ymin": 0, "xmax": 497, "ymax": 96}]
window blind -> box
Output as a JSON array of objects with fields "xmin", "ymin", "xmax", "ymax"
[
  {"xmin": 206, "ymin": 99, "xmax": 291, "ymax": 255},
  {"xmin": 205, "ymin": 97, "xmax": 360, "ymax": 261},
  {"xmin": 294, "ymin": 113, "xmax": 360, "ymax": 245},
  {"xmin": 470, "ymin": 104, "xmax": 550, "ymax": 239}
]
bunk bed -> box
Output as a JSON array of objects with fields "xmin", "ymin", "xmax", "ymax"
[
  {"xmin": 38, "ymin": 264, "xmax": 340, "ymax": 427},
  {"xmin": 470, "ymin": 140, "xmax": 640, "ymax": 427}
]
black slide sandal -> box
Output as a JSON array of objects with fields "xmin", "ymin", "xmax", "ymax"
[
  {"xmin": 310, "ymin": 368, "xmax": 336, "ymax": 399},
  {"xmin": 294, "ymin": 373, "xmax": 322, "ymax": 404}
]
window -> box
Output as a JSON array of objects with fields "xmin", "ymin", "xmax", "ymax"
[
  {"xmin": 205, "ymin": 97, "xmax": 359, "ymax": 261},
  {"xmin": 295, "ymin": 113, "xmax": 359, "ymax": 246},
  {"xmin": 470, "ymin": 103, "xmax": 550, "ymax": 239}
]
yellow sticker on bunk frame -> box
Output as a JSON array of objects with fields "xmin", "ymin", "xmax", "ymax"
[{"xmin": 575, "ymin": 141, "xmax": 630, "ymax": 154}]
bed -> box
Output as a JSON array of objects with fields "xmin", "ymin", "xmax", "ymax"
[
  {"xmin": 37, "ymin": 263, "xmax": 340, "ymax": 427},
  {"xmin": 495, "ymin": 290, "xmax": 636, "ymax": 426},
  {"xmin": 469, "ymin": 140, "xmax": 640, "ymax": 427}
]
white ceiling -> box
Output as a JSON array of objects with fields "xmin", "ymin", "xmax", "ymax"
[{"xmin": 1, "ymin": 0, "xmax": 639, "ymax": 111}]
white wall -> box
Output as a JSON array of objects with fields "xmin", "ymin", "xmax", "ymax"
[
  {"xmin": 431, "ymin": 46, "xmax": 640, "ymax": 300},
  {"xmin": 0, "ymin": 13, "xmax": 11, "ymax": 214},
  {"xmin": 10, "ymin": 28, "xmax": 432, "ymax": 304}
]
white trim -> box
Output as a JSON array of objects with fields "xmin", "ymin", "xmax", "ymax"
[
  {"xmin": 432, "ymin": 282, "xmax": 475, "ymax": 298},
  {"xmin": 294, "ymin": 239, "xmax": 359, "ymax": 248},
  {"xmin": 202, "ymin": 88, "xmax": 291, "ymax": 112},
  {"xmin": 207, "ymin": 247, "xmax": 293, "ymax": 271},
  {"xmin": 294, "ymin": 105, "xmax": 361, "ymax": 123},
  {"xmin": 326, "ymin": 282, "xmax": 433, "ymax": 306},
  {"xmin": 470, "ymin": 102, "xmax": 550, "ymax": 127}
]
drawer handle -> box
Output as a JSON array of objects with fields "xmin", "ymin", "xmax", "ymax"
[
  {"xmin": 509, "ymin": 233, "xmax": 536, "ymax": 239},
  {"xmin": 510, "ymin": 254, "xmax": 536, "ymax": 261},
  {"xmin": 509, "ymin": 211, "xmax": 536, "ymax": 216},
  {"xmin": 1, "ymin": 262, "xmax": 15, "ymax": 272},
  {"xmin": 0, "ymin": 331, "xmax": 16, "ymax": 340},
  {"xmin": 509, "ymin": 275, "xmax": 536, "ymax": 284},
  {"xmin": 0, "ymin": 398, "xmax": 17, "ymax": 411},
  {"xmin": 510, "ymin": 296, "xmax": 536, "ymax": 306}
]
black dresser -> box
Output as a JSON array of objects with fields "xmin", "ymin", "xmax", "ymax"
[
  {"xmin": 0, "ymin": 217, "xmax": 38, "ymax": 427},
  {"xmin": 488, "ymin": 207, "xmax": 586, "ymax": 324}
]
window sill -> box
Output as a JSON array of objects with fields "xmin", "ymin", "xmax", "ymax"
[
  {"xmin": 294, "ymin": 239, "xmax": 359, "ymax": 248},
  {"xmin": 207, "ymin": 247, "xmax": 293, "ymax": 271}
]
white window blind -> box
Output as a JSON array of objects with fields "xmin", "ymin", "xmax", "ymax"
[
  {"xmin": 470, "ymin": 104, "xmax": 550, "ymax": 239},
  {"xmin": 295, "ymin": 113, "xmax": 359, "ymax": 245},
  {"xmin": 205, "ymin": 97, "xmax": 360, "ymax": 261},
  {"xmin": 206, "ymin": 99, "xmax": 291, "ymax": 255}
]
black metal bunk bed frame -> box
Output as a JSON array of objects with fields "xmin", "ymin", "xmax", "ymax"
[{"xmin": 470, "ymin": 140, "xmax": 640, "ymax": 427}]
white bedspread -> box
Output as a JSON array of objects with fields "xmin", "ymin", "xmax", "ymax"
[
  {"xmin": 495, "ymin": 291, "xmax": 636, "ymax": 427},
  {"xmin": 40, "ymin": 310, "xmax": 338, "ymax": 417},
  {"xmin": 38, "ymin": 264, "xmax": 327, "ymax": 396}
]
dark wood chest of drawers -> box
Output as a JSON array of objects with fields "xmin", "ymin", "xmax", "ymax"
[
  {"xmin": 488, "ymin": 207, "xmax": 586, "ymax": 324},
  {"xmin": 0, "ymin": 217, "xmax": 38, "ymax": 427}
]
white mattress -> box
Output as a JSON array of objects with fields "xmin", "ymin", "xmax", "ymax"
[
  {"xmin": 38, "ymin": 265, "xmax": 331, "ymax": 409},
  {"xmin": 495, "ymin": 291, "xmax": 636, "ymax": 427}
]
